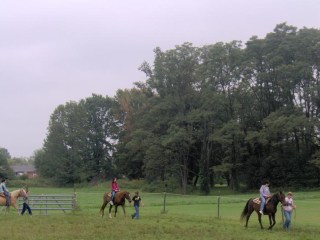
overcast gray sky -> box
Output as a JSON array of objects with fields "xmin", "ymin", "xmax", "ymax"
[{"xmin": 1, "ymin": 0, "xmax": 319, "ymax": 158}]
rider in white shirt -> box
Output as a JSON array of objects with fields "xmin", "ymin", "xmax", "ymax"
[
  {"xmin": 259, "ymin": 180, "xmax": 270, "ymax": 214},
  {"xmin": 0, "ymin": 178, "xmax": 10, "ymax": 206}
]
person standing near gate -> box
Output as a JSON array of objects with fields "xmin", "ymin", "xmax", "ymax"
[
  {"xmin": 259, "ymin": 180, "xmax": 271, "ymax": 214},
  {"xmin": 283, "ymin": 192, "xmax": 296, "ymax": 230},
  {"xmin": 0, "ymin": 178, "xmax": 10, "ymax": 206},
  {"xmin": 20, "ymin": 190, "xmax": 32, "ymax": 215}
]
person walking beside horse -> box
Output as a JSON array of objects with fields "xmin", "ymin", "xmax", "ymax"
[
  {"xmin": 283, "ymin": 192, "xmax": 296, "ymax": 230},
  {"xmin": 131, "ymin": 191, "xmax": 143, "ymax": 220},
  {"xmin": 110, "ymin": 178, "xmax": 120, "ymax": 206},
  {"xmin": 259, "ymin": 180, "xmax": 271, "ymax": 214},
  {"xmin": 0, "ymin": 178, "xmax": 10, "ymax": 206},
  {"xmin": 20, "ymin": 190, "xmax": 32, "ymax": 215}
]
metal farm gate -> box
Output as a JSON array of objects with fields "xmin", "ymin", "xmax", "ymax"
[{"xmin": 19, "ymin": 194, "xmax": 77, "ymax": 215}]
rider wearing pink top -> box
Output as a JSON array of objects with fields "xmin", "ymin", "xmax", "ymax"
[{"xmin": 110, "ymin": 178, "xmax": 120, "ymax": 205}]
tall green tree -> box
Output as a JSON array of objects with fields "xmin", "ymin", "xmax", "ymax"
[
  {"xmin": 0, "ymin": 147, "xmax": 13, "ymax": 179},
  {"xmin": 35, "ymin": 95, "xmax": 120, "ymax": 185}
]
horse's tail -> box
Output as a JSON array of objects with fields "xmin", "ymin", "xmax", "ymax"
[
  {"xmin": 240, "ymin": 199, "xmax": 251, "ymax": 220},
  {"xmin": 99, "ymin": 193, "xmax": 109, "ymax": 217}
]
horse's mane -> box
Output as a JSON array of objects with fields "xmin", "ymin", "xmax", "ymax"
[
  {"xmin": 10, "ymin": 188, "xmax": 26, "ymax": 198},
  {"xmin": 269, "ymin": 191, "xmax": 284, "ymax": 204},
  {"xmin": 118, "ymin": 191, "xmax": 131, "ymax": 201}
]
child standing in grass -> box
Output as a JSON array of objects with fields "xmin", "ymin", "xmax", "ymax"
[{"xmin": 131, "ymin": 191, "xmax": 143, "ymax": 219}]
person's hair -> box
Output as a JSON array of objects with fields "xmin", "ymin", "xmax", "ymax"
[
  {"xmin": 1, "ymin": 178, "xmax": 6, "ymax": 183},
  {"xmin": 263, "ymin": 180, "xmax": 270, "ymax": 185},
  {"xmin": 112, "ymin": 178, "xmax": 117, "ymax": 182},
  {"xmin": 135, "ymin": 191, "xmax": 139, "ymax": 195},
  {"xmin": 287, "ymin": 192, "xmax": 292, "ymax": 196}
]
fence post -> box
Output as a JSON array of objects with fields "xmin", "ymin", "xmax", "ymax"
[
  {"xmin": 217, "ymin": 191, "xmax": 220, "ymax": 218},
  {"xmin": 162, "ymin": 184, "xmax": 168, "ymax": 214},
  {"xmin": 72, "ymin": 192, "xmax": 76, "ymax": 210}
]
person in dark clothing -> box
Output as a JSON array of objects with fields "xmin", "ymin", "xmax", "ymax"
[
  {"xmin": 20, "ymin": 190, "xmax": 32, "ymax": 215},
  {"xmin": 131, "ymin": 191, "xmax": 143, "ymax": 219}
]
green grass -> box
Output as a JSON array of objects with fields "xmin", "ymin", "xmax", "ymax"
[{"xmin": 0, "ymin": 186, "xmax": 319, "ymax": 240}]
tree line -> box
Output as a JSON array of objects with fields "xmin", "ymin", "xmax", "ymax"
[{"xmin": 28, "ymin": 23, "xmax": 320, "ymax": 193}]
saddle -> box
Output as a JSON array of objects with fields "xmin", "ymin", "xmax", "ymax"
[
  {"xmin": 107, "ymin": 192, "xmax": 118, "ymax": 198},
  {"xmin": 253, "ymin": 197, "xmax": 270, "ymax": 205},
  {"xmin": 0, "ymin": 193, "xmax": 7, "ymax": 198}
]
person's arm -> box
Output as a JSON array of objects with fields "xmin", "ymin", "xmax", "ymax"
[
  {"xmin": 259, "ymin": 186, "xmax": 264, "ymax": 196},
  {"xmin": 3, "ymin": 184, "xmax": 9, "ymax": 193}
]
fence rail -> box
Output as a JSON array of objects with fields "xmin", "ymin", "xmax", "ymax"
[{"xmin": 18, "ymin": 194, "xmax": 77, "ymax": 215}]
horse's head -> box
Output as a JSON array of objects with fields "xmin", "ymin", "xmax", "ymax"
[
  {"xmin": 11, "ymin": 188, "xmax": 27, "ymax": 199},
  {"xmin": 124, "ymin": 191, "xmax": 132, "ymax": 203},
  {"xmin": 277, "ymin": 191, "xmax": 286, "ymax": 205},
  {"xmin": 19, "ymin": 188, "xmax": 27, "ymax": 198}
]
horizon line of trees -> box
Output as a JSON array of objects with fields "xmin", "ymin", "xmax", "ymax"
[{"xmin": 2, "ymin": 23, "xmax": 320, "ymax": 194}]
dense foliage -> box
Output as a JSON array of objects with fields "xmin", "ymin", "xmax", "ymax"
[
  {"xmin": 31, "ymin": 23, "xmax": 320, "ymax": 192},
  {"xmin": 0, "ymin": 148, "xmax": 14, "ymax": 179}
]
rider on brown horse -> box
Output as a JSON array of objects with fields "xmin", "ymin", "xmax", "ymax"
[
  {"xmin": 110, "ymin": 178, "xmax": 120, "ymax": 206},
  {"xmin": 259, "ymin": 180, "xmax": 271, "ymax": 214}
]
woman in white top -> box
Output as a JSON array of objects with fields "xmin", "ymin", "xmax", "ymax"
[{"xmin": 283, "ymin": 192, "xmax": 296, "ymax": 230}]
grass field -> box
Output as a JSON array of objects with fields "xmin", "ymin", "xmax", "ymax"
[{"xmin": 0, "ymin": 185, "xmax": 319, "ymax": 240}]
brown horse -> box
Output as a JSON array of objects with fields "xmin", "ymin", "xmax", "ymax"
[
  {"xmin": 240, "ymin": 191, "xmax": 285, "ymax": 230},
  {"xmin": 0, "ymin": 188, "xmax": 27, "ymax": 214},
  {"xmin": 99, "ymin": 191, "xmax": 132, "ymax": 218}
]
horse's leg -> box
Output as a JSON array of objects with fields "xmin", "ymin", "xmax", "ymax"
[
  {"xmin": 268, "ymin": 215, "xmax": 272, "ymax": 227},
  {"xmin": 257, "ymin": 207, "xmax": 264, "ymax": 229},
  {"xmin": 109, "ymin": 205, "xmax": 113, "ymax": 218},
  {"xmin": 1, "ymin": 206, "xmax": 8, "ymax": 214},
  {"xmin": 11, "ymin": 202, "xmax": 19, "ymax": 215},
  {"xmin": 245, "ymin": 205, "xmax": 254, "ymax": 228},
  {"xmin": 99, "ymin": 200, "xmax": 108, "ymax": 217},
  {"xmin": 258, "ymin": 213, "xmax": 264, "ymax": 229},
  {"xmin": 268, "ymin": 214, "xmax": 276, "ymax": 230},
  {"xmin": 245, "ymin": 213, "xmax": 251, "ymax": 228},
  {"xmin": 121, "ymin": 205, "xmax": 126, "ymax": 217},
  {"xmin": 114, "ymin": 205, "xmax": 118, "ymax": 217}
]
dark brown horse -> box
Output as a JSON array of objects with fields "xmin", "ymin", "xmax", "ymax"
[
  {"xmin": 99, "ymin": 191, "xmax": 132, "ymax": 218},
  {"xmin": 240, "ymin": 191, "xmax": 285, "ymax": 230}
]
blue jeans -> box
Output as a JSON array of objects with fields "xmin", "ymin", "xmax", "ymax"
[
  {"xmin": 260, "ymin": 196, "xmax": 266, "ymax": 211},
  {"xmin": 111, "ymin": 191, "xmax": 116, "ymax": 201},
  {"xmin": 3, "ymin": 191, "xmax": 10, "ymax": 206},
  {"xmin": 283, "ymin": 210, "xmax": 292, "ymax": 230},
  {"xmin": 21, "ymin": 203, "xmax": 32, "ymax": 215},
  {"xmin": 132, "ymin": 205, "xmax": 140, "ymax": 219}
]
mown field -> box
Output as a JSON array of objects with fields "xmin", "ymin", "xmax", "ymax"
[{"xmin": 0, "ymin": 185, "xmax": 319, "ymax": 240}]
